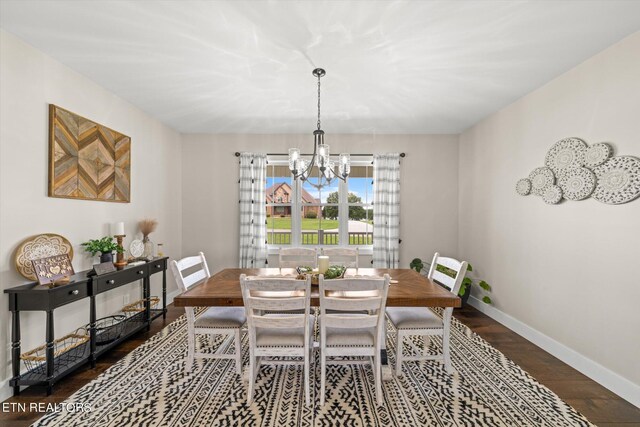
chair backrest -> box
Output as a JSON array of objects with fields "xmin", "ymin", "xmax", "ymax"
[
  {"xmin": 278, "ymin": 247, "xmax": 317, "ymax": 269},
  {"xmin": 319, "ymin": 274, "xmax": 390, "ymax": 337},
  {"xmin": 321, "ymin": 247, "xmax": 359, "ymax": 268},
  {"xmin": 240, "ymin": 274, "xmax": 312, "ymax": 344},
  {"xmin": 170, "ymin": 252, "xmax": 211, "ymax": 293},
  {"xmin": 426, "ymin": 252, "xmax": 468, "ymax": 296}
]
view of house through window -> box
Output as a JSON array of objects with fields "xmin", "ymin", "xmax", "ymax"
[{"xmin": 266, "ymin": 160, "xmax": 373, "ymax": 247}]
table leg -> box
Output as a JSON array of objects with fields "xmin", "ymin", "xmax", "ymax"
[
  {"xmin": 162, "ymin": 268, "xmax": 167, "ymax": 319},
  {"xmin": 89, "ymin": 295, "xmax": 97, "ymax": 368},
  {"xmin": 11, "ymin": 309, "xmax": 21, "ymax": 396},
  {"xmin": 46, "ymin": 310, "xmax": 54, "ymax": 395},
  {"xmin": 144, "ymin": 276, "xmax": 151, "ymax": 331}
]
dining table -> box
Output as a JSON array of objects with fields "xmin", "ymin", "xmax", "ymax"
[{"xmin": 173, "ymin": 267, "xmax": 461, "ymax": 379}]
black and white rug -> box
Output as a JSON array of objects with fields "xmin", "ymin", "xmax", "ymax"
[{"xmin": 33, "ymin": 310, "xmax": 593, "ymax": 426}]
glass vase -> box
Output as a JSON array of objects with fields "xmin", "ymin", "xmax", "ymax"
[{"xmin": 142, "ymin": 236, "xmax": 154, "ymax": 258}]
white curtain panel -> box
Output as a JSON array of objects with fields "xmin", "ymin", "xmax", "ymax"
[
  {"xmin": 373, "ymin": 153, "xmax": 401, "ymax": 268},
  {"xmin": 238, "ymin": 153, "xmax": 267, "ymax": 268}
]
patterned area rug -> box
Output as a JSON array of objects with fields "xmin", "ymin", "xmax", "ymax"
[{"xmin": 33, "ymin": 310, "xmax": 592, "ymax": 426}]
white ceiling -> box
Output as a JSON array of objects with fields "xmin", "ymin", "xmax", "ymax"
[{"xmin": 1, "ymin": 1, "xmax": 640, "ymax": 134}]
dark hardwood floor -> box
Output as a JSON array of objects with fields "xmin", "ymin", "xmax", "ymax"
[{"xmin": 1, "ymin": 304, "xmax": 638, "ymax": 426}]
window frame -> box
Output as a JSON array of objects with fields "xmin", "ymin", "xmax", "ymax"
[{"xmin": 265, "ymin": 157, "xmax": 373, "ymax": 254}]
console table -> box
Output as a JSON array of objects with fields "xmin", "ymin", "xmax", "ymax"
[{"xmin": 4, "ymin": 257, "xmax": 168, "ymax": 396}]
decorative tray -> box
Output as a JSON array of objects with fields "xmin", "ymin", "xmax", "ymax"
[{"xmin": 296, "ymin": 266, "xmax": 347, "ymax": 285}]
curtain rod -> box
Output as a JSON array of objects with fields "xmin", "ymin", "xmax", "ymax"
[{"xmin": 234, "ymin": 152, "xmax": 405, "ymax": 157}]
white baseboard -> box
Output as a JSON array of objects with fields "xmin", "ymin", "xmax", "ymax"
[
  {"xmin": 166, "ymin": 289, "xmax": 180, "ymax": 306},
  {"xmin": 2, "ymin": 290, "xmax": 183, "ymax": 402},
  {"xmin": 467, "ymin": 296, "xmax": 640, "ymax": 409}
]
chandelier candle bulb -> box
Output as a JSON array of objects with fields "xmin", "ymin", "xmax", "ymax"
[
  {"xmin": 113, "ymin": 222, "xmax": 125, "ymax": 236},
  {"xmin": 318, "ymin": 256, "xmax": 330, "ymax": 275},
  {"xmin": 288, "ymin": 148, "xmax": 300, "ymax": 172}
]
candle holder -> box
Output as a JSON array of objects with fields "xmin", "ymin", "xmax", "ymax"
[{"xmin": 114, "ymin": 234, "xmax": 128, "ymax": 268}]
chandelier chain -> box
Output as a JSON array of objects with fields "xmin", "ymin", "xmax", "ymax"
[{"xmin": 317, "ymin": 75, "xmax": 321, "ymax": 130}]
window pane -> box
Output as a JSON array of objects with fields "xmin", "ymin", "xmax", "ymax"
[
  {"xmin": 300, "ymin": 207, "xmax": 339, "ymax": 245},
  {"xmin": 266, "ymin": 206, "xmax": 292, "ymax": 245},
  {"xmin": 347, "ymin": 166, "xmax": 373, "ymax": 205},
  {"xmin": 348, "ymin": 206, "xmax": 373, "ymax": 245},
  {"xmin": 301, "ymin": 167, "xmax": 339, "ymax": 203},
  {"xmin": 346, "ymin": 178, "xmax": 372, "ymax": 205},
  {"xmin": 266, "ymin": 165, "xmax": 293, "ymax": 204}
]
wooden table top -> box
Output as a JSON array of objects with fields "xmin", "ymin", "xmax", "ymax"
[{"xmin": 173, "ymin": 268, "xmax": 461, "ymax": 308}]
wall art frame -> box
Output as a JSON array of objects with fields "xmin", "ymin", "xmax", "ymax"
[{"xmin": 48, "ymin": 104, "xmax": 131, "ymax": 202}]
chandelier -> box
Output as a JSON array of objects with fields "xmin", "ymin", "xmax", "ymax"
[{"xmin": 288, "ymin": 68, "xmax": 350, "ymax": 190}]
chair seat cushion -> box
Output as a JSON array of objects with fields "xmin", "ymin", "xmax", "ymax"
[
  {"xmin": 325, "ymin": 327, "xmax": 375, "ymax": 347},
  {"xmin": 195, "ymin": 307, "xmax": 246, "ymax": 328},
  {"xmin": 256, "ymin": 316, "xmax": 314, "ymax": 347},
  {"xmin": 386, "ymin": 307, "xmax": 443, "ymax": 329}
]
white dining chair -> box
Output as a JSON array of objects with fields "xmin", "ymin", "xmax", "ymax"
[
  {"xmin": 321, "ymin": 247, "xmax": 359, "ymax": 272},
  {"xmin": 240, "ymin": 274, "xmax": 313, "ymax": 406},
  {"xmin": 386, "ymin": 252, "xmax": 467, "ymax": 376},
  {"xmin": 318, "ymin": 274, "xmax": 390, "ymax": 406},
  {"xmin": 170, "ymin": 252, "xmax": 246, "ymax": 374},
  {"xmin": 278, "ymin": 247, "xmax": 317, "ymax": 271}
]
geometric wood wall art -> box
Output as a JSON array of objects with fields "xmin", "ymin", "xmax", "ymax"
[
  {"xmin": 49, "ymin": 104, "xmax": 130, "ymax": 202},
  {"xmin": 516, "ymin": 137, "xmax": 640, "ymax": 205}
]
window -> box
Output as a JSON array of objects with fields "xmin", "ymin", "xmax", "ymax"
[
  {"xmin": 266, "ymin": 157, "xmax": 373, "ymax": 248},
  {"xmin": 266, "ymin": 164, "xmax": 293, "ymax": 245}
]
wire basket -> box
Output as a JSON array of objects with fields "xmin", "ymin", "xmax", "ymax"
[
  {"xmin": 21, "ymin": 329, "xmax": 89, "ymax": 375},
  {"xmin": 122, "ymin": 296, "xmax": 160, "ymax": 318},
  {"xmin": 89, "ymin": 315, "xmax": 126, "ymax": 345}
]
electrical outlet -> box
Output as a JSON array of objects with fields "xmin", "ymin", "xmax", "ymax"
[{"xmin": 123, "ymin": 294, "xmax": 130, "ymax": 305}]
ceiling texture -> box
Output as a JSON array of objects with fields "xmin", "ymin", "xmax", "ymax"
[{"xmin": 1, "ymin": 1, "xmax": 640, "ymax": 134}]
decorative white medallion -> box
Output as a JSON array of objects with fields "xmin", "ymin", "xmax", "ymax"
[
  {"xmin": 14, "ymin": 233, "xmax": 73, "ymax": 280},
  {"xmin": 516, "ymin": 178, "xmax": 532, "ymax": 196},
  {"xmin": 592, "ymin": 156, "xmax": 640, "ymax": 204},
  {"xmin": 129, "ymin": 239, "xmax": 145, "ymax": 258},
  {"xmin": 542, "ymin": 185, "xmax": 563, "ymax": 204},
  {"xmin": 528, "ymin": 167, "xmax": 555, "ymax": 196},
  {"xmin": 558, "ymin": 167, "xmax": 596, "ymax": 201},
  {"xmin": 545, "ymin": 138, "xmax": 588, "ymax": 175},
  {"xmin": 584, "ymin": 143, "xmax": 612, "ymax": 168}
]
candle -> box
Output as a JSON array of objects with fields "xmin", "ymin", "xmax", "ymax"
[
  {"xmin": 318, "ymin": 256, "xmax": 329, "ymax": 275},
  {"xmin": 113, "ymin": 222, "xmax": 125, "ymax": 236}
]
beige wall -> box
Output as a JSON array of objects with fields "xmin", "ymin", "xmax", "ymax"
[
  {"xmin": 181, "ymin": 134, "xmax": 459, "ymax": 272},
  {"xmin": 0, "ymin": 30, "xmax": 182, "ymax": 391},
  {"xmin": 459, "ymin": 31, "xmax": 640, "ymax": 389}
]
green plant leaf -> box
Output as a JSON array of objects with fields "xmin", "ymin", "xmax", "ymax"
[
  {"xmin": 81, "ymin": 236, "xmax": 119, "ymax": 257},
  {"xmin": 478, "ymin": 280, "xmax": 491, "ymax": 291},
  {"xmin": 466, "ymin": 263, "xmax": 473, "ymax": 272},
  {"xmin": 458, "ymin": 282, "xmax": 469, "ymax": 296},
  {"xmin": 482, "ymin": 296, "xmax": 492, "ymax": 304},
  {"xmin": 409, "ymin": 258, "xmax": 424, "ymax": 273}
]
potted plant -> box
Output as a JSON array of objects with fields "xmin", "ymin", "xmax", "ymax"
[
  {"xmin": 410, "ymin": 258, "xmax": 492, "ymax": 305},
  {"xmin": 81, "ymin": 236, "xmax": 123, "ymax": 263}
]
